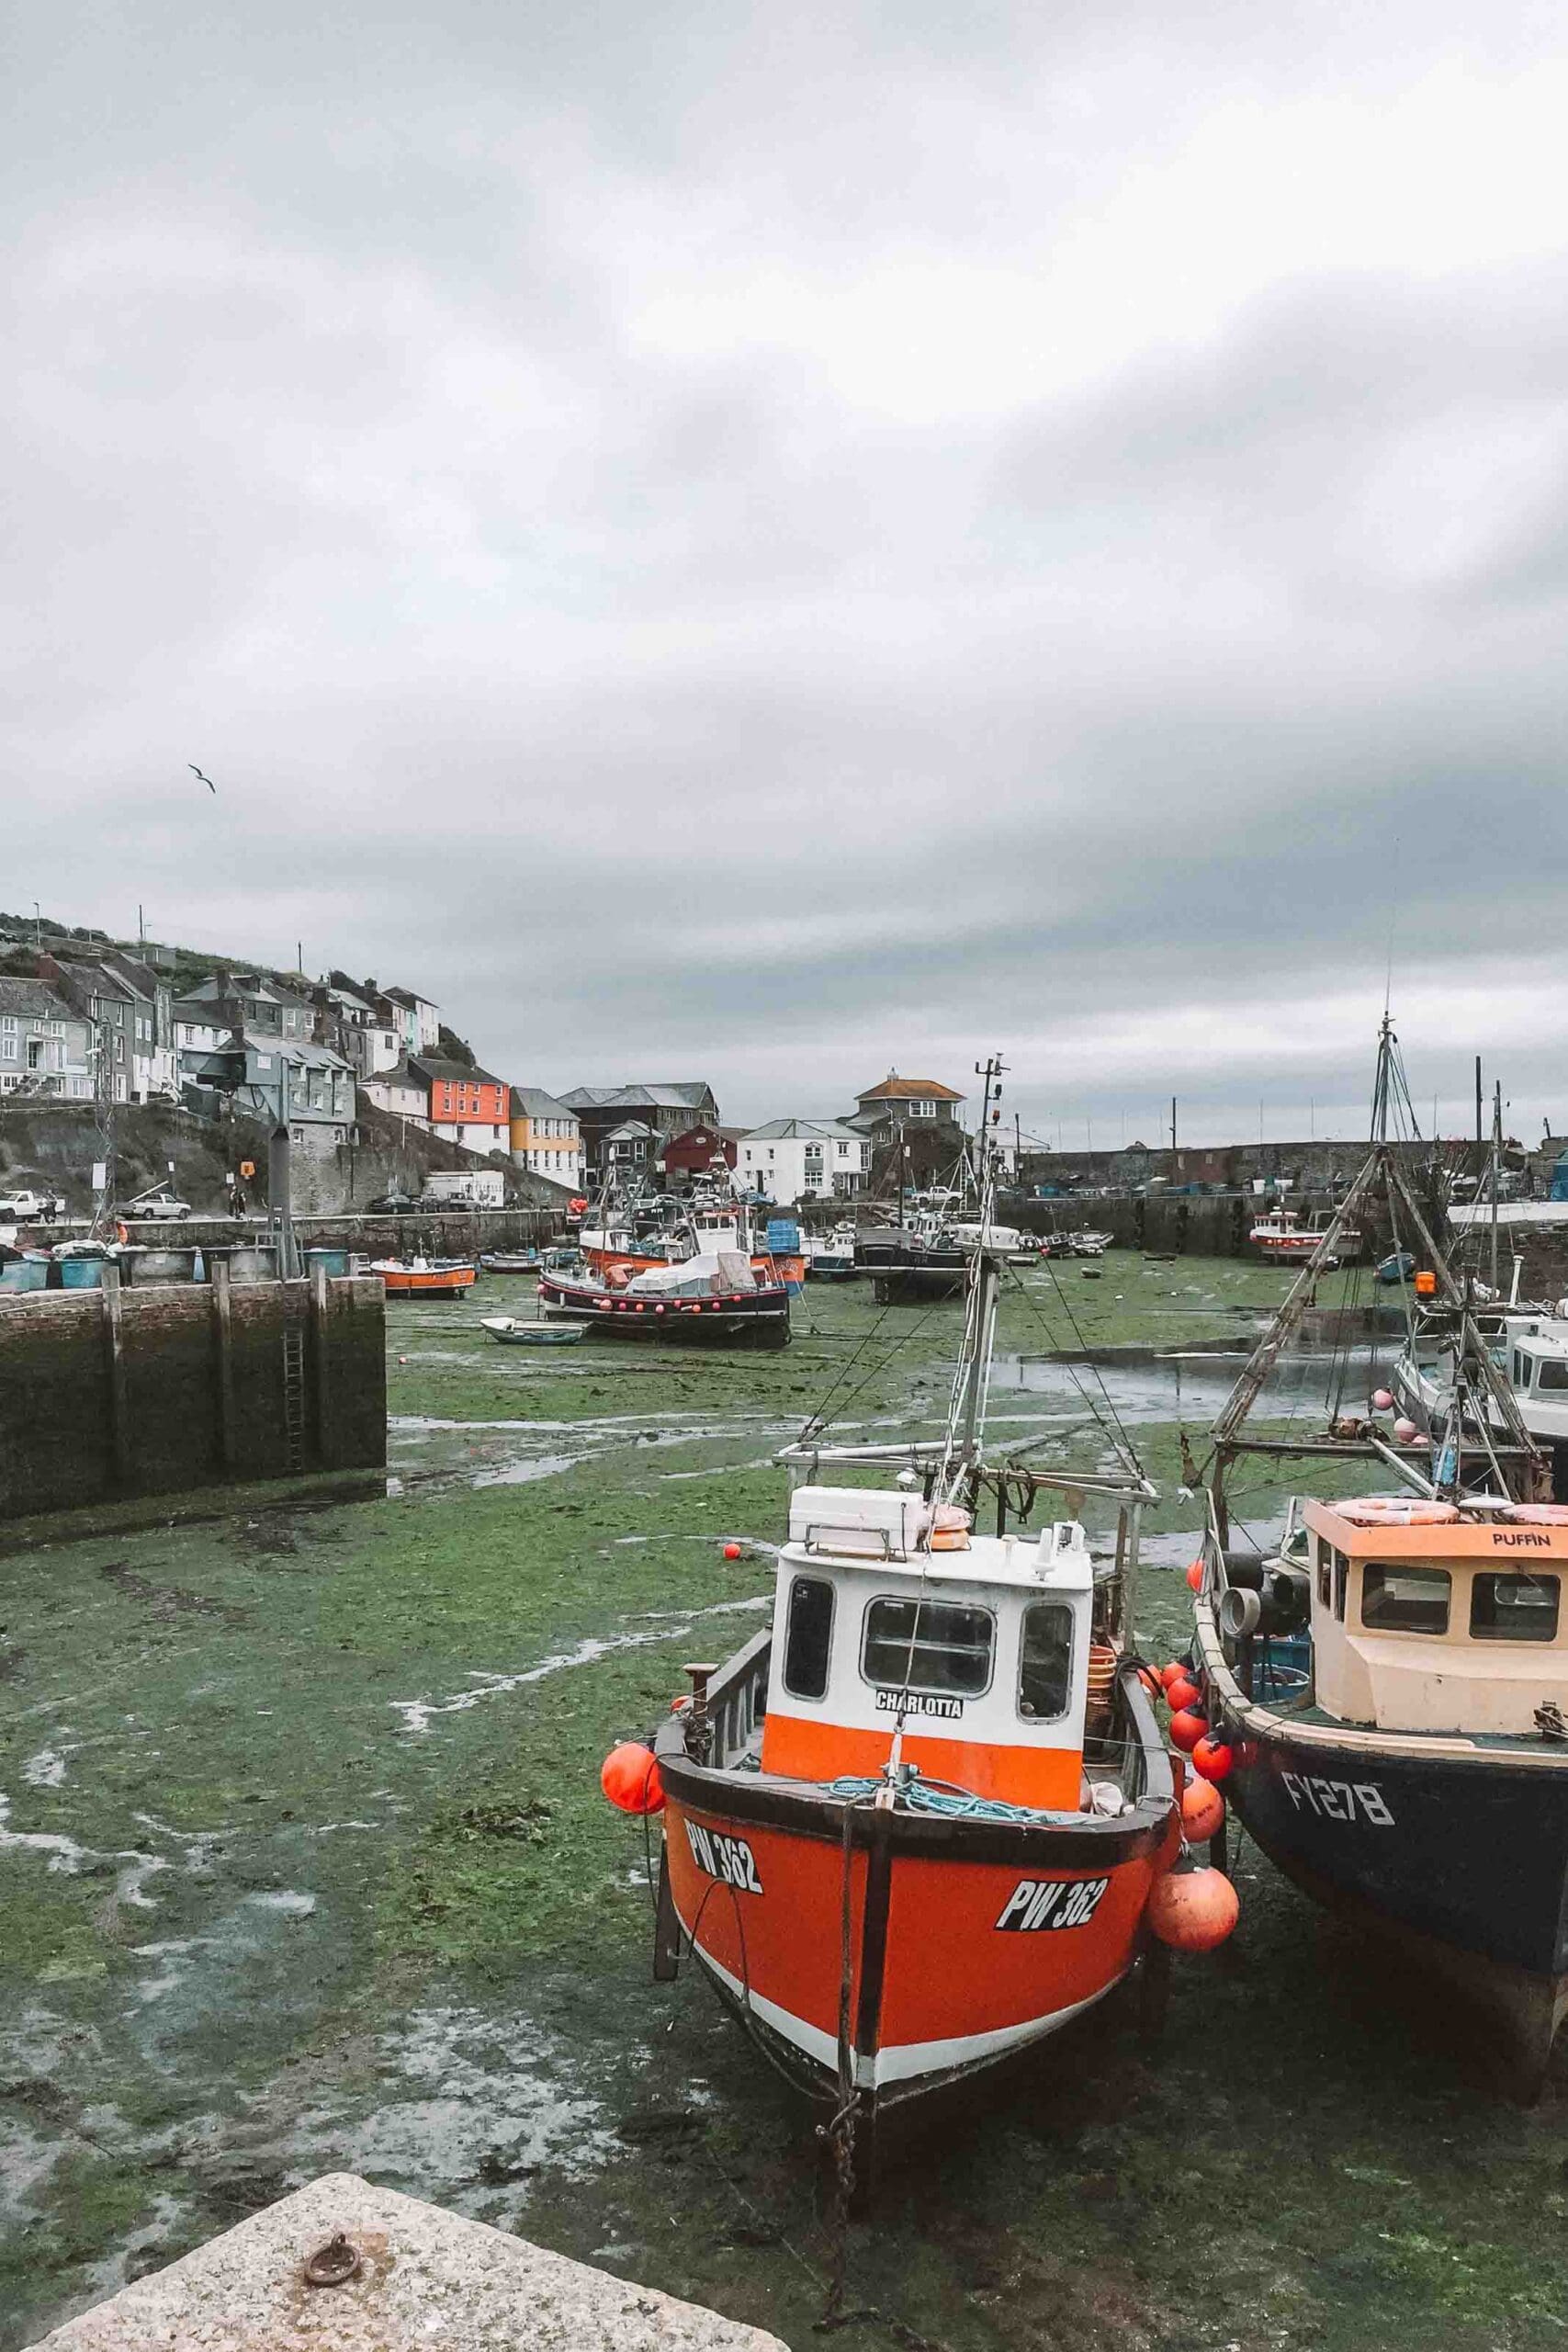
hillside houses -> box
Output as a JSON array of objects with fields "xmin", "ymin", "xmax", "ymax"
[{"xmin": 0, "ymin": 978, "xmax": 93, "ymax": 1100}]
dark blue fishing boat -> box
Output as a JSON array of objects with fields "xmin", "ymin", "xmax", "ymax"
[{"xmin": 1187, "ymin": 1023, "xmax": 1568, "ymax": 2086}]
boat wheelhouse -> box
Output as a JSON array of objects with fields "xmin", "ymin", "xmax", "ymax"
[
  {"xmin": 1394, "ymin": 1306, "xmax": 1568, "ymax": 1469},
  {"xmin": 1193, "ymin": 1494, "xmax": 1568, "ymax": 2082}
]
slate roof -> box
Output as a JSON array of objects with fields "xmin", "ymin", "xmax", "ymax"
[
  {"xmin": 409, "ymin": 1055, "xmax": 504, "ymax": 1091},
  {"xmin": 744, "ymin": 1117, "xmax": 863, "ymax": 1142},
  {"xmin": 560, "ymin": 1081, "xmax": 715, "ymax": 1112},
  {"xmin": 511, "ymin": 1085, "xmax": 578, "ymax": 1122},
  {"xmin": 0, "ymin": 978, "xmax": 82, "ymax": 1023},
  {"xmin": 854, "ymin": 1072, "xmax": 964, "ymax": 1104}
]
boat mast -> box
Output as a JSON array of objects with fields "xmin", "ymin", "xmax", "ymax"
[
  {"xmin": 939, "ymin": 1054, "xmax": 1006, "ymax": 1502},
  {"xmin": 1491, "ymin": 1078, "xmax": 1503, "ymax": 1298}
]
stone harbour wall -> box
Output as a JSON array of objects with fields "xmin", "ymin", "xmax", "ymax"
[{"xmin": 0, "ymin": 1271, "xmax": 386, "ymax": 1521}]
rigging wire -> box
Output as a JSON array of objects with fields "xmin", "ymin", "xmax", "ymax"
[{"xmin": 1002, "ymin": 1259, "xmax": 1147, "ymax": 1481}]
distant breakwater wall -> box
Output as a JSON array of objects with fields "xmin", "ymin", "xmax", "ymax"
[
  {"xmin": 0, "ymin": 1268, "xmax": 386, "ymax": 1521},
  {"xmin": 1012, "ymin": 1193, "xmax": 1408, "ymax": 1259}
]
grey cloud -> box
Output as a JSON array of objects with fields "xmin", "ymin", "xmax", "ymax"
[{"xmin": 6, "ymin": 1, "xmax": 1568, "ymax": 1138}]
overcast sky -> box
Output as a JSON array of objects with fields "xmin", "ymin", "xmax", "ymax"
[{"xmin": 7, "ymin": 2, "xmax": 1568, "ymax": 1143}]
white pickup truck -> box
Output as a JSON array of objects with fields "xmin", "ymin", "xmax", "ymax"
[{"xmin": 0, "ymin": 1186, "xmax": 66, "ymax": 1222}]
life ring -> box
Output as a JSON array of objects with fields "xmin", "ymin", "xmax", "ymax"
[
  {"xmin": 1335, "ymin": 1496, "xmax": 1460, "ymax": 1528},
  {"xmin": 1501, "ymin": 1504, "xmax": 1568, "ymax": 1525}
]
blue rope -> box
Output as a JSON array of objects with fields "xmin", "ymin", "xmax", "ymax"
[{"xmin": 819, "ymin": 1771, "xmax": 1060, "ymax": 1825}]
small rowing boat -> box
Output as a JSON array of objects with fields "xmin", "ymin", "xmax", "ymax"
[{"xmin": 480, "ymin": 1314, "xmax": 585, "ymax": 1347}]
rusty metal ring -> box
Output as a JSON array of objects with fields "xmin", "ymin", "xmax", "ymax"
[{"xmin": 302, "ymin": 2233, "xmax": 362, "ymax": 2288}]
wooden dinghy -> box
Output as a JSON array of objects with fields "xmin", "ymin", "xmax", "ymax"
[{"xmin": 479, "ymin": 1314, "xmax": 584, "ymax": 1347}]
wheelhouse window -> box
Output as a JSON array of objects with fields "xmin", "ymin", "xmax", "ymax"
[
  {"xmin": 1018, "ymin": 1601, "xmax": 1074, "ymax": 1722},
  {"xmin": 1315, "ymin": 1538, "xmax": 1331, "ymax": 1608},
  {"xmin": 1360, "ymin": 1564, "xmax": 1450, "ymax": 1634},
  {"xmin": 862, "ymin": 1597, "xmax": 994, "ymax": 1696},
  {"xmin": 783, "ymin": 1575, "xmax": 835, "ymax": 1699},
  {"xmin": 1471, "ymin": 1573, "xmax": 1560, "ymax": 1643},
  {"xmin": 1333, "ymin": 1548, "xmax": 1349, "ymax": 1622},
  {"xmin": 1538, "ymin": 1362, "xmax": 1568, "ymax": 1393}
]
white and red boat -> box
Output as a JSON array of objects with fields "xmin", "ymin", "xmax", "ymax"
[
  {"xmin": 1249, "ymin": 1206, "xmax": 1361, "ymax": 1265},
  {"xmin": 540, "ymin": 1249, "xmax": 790, "ymax": 1346},
  {"xmin": 605, "ymin": 1061, "xmax": 1212, "ymax": 2157},
  {"xmin": 581, "ymin": 1196, "xmax": 807, "ymax": 1291}
]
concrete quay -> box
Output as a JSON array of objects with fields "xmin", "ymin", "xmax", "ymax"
[{"xmin": 24, "ymin": 2172, "xmax": 787, "ymax": 2352}]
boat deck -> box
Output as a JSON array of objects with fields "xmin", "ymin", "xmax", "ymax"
[{"xmin": 1263, "ymin": 1693, "xmax": 1563, "ymax": 1756}]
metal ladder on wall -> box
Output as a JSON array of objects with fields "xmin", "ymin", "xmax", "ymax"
[{"xmin": 281, "ymin": 1316, "xmax": 306, "ymax": 1474}]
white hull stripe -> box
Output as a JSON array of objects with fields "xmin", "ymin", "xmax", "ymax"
[{"xmin": 680, "ymin": 1912, "xmax": 1124, "ymax": 2089}]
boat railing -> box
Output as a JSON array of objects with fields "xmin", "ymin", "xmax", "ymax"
[{"xmin": 701, "ymin": 1629, "xmax": 772, "ymax": 1767}]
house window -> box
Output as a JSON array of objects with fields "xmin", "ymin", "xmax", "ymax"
[
  {"xmin": 1360, "ymin": 1564, "xmax": 1450, "ymax": 1634},
  {"xmin": 838, "ymin": 1142, "xmax": 848, "ymax": 1156},
  {"xmin": 862, "ymin": 1596, "xmax": 994, "ymax": 1697},
  {"xmin": 27, "ymin": 1040, "xmax": 43, "ymax": 1070},
  {"xmin": 784, "ymin": 1576, "xmax": 835, "ymax": 1700},
  {"xmin": 1018, "ymin": 1601, "xmax": 1074, "ymax": 1721},
  {"xmin": 908, "ymin": 1099, "xmax": 936, "ymax": 1118},
  {"xmin": 1471, "ymin": 1574, "xmax": 1559, "ymax": 1643}
]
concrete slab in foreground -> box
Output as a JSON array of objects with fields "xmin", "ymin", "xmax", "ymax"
[{"xmin": 26, "ymin": 2171, "xmax": 787, "ymax": 2352}]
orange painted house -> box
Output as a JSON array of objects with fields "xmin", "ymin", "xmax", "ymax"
[{"xmin": 411, "ymin": 1055, "xmax": 511, "ymax": 1151}]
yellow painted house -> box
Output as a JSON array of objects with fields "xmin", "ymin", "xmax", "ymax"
[{"xmin": 510, "ymin": 1085, "xmax": 585, "ymax": 1187}]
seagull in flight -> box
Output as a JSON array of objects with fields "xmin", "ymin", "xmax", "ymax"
[{"xmin": 189, "ymin": 764, "xmax": 217, "ymax": 794}]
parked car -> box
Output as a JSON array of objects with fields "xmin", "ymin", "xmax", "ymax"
[
  {"xmin": 0, "ymin": 1186, "xmax": 65, "ymax": 1223},
  {"xmin": 120, "ymin": 1189, "xmax": 193, "ymax": 1222},
  {"xmin": 366, "ymin": 1191, "xmax": 425, "ymax": 1214}
]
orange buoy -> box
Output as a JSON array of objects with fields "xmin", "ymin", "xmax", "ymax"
[
  {"xmin": 1159, "ymin": 1660, "xmax": 1188, "ymax": 1692},
  {"xmin": 1147, "ymin": 1863, "xmax": 1239, "ymax": 1951},
  {"xmin": 601, "ymin": 1741, "xmax": 664, "ymax": 1814},
  {"xmin": 1180, "ymin": 1779, "xmax": 1225, "ymax": 1843},
  {"xmin": 1185, "ymin": 1559, "xmax": 1205, "ymax": 1591},
  {"xmin": 1168, "ymin": 1708, "xmax": 1208, "ymax": 1753},
  {"xmin": 1166, "ymin": 1674, "xmax": 1201, "ymax": 1714},
  {"xmin": 722, "ymin": 1541, "xmax": 742, "ymax": 1560},
  {"xmin": 1191, "ymin": 1734, "xmax": 1234, "ymax": 1782},
  {"xmin": 1134, "ymin": 1664, "xmax": 1162, "ymax": 1700}
]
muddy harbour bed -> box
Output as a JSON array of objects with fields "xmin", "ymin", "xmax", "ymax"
[{"xmin": 3, "ymin": 1255, "xmax": 1566, "ymax": 2350}]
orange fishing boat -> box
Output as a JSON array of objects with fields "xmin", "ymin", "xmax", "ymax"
[
  {"xmin": 370, "ymin": 1256, "xmax": 477, "ymax": 1297},
  {"xmin": 604, "ymin": 1060, "xmax": 1224, "ymax": 2167}
]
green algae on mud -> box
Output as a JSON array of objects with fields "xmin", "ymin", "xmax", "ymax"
[{"xmin": 3, "ymin": 1251, "xmax": 1567, "ymax": 2351}]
